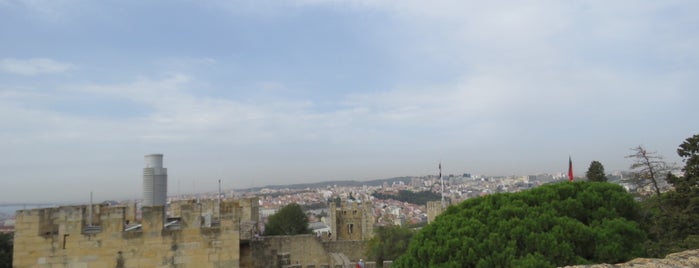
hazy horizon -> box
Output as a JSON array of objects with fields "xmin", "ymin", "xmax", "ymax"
[{"xmin": 1, "ymin": 1, "xmax": 697, "ymax": 203}]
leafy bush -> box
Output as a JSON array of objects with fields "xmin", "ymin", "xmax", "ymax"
[
  {"xmin": 366, "ymin": 225, "xmax": 415, "ymax": 266},
  {"xmin": 393, "ymin": 182, "xmax": 646, "ymax": 267}
]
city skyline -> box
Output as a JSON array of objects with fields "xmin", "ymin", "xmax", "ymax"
[{"xmin": 1, "ymin": 1, "xmax": 698, "ymax": 203}]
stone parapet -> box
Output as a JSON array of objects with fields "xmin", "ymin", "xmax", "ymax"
[
  {"xmin": 560, "ymin": 249, "xmax": 699, "ymax": 268},
  {"xmin": 12, "ymin": 198, "xmax": 255, "ymax": 268}
]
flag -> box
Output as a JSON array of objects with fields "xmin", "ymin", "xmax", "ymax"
[{"xmin": 568, "ymin": 156, "xmax": 574, "ymax": 182}]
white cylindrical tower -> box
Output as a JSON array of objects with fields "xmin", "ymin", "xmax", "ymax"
[{"xmin": 143, "ymin": 154, "xmax": 167, "ymax": 206}]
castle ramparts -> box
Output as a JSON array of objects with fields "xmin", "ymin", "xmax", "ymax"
[{"xmin": 13, "ymin": 198, "xmax": 258, "ymax": 268}]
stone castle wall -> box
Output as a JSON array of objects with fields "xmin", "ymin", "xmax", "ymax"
[
  {"xmin": 561, "ymin": 249, "xmax": 699, "ymax": 268},
  {"xmin": 250, "ymin": 235, "xmax": 367, "ymax": 268},
  {"xmin": 426, "ymin": 200, "xmax": 450, "ymax": 224},
  {"xmin": 13, "ymin": 198, "xmax": 258, "ymax": 268}
]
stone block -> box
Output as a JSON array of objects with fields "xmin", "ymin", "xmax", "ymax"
[
  {"xmin": 79, "ymin": 255, "xmax": 98, "ymax": 262},
  {"xmin": 209, "ymin": 253, "xmax": 220, "ymax": 262},
  {"xmin": 67, "ymin": 262, "xmax": 88, "ymax": 268},
  {"xmin": 173, "ymin": 255, "xmax": 190, "ymax": 264}
]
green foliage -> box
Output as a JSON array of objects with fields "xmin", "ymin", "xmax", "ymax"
[
  {"xmin": 264, "ymin": 203, "xmax": 311, "ymax": 236},
  {"xmin": 586, "ymin": 161, "xmax": 608, "ymax": 182},
  {"xmin": 0, "ymin": 232, "xmax": 12, "ymax": 268},
  {"xmin": 366, "ymin": 226, "xmax": 415, "ymax": 267},
  {"xmin": 638, "ymin": 189, "xmax": 699, "ymax": 257},
  {"xmin": 674, "ymin": 134, "xmax": 699, "ymax": 189},
  {"xmin": 300, "ymin": 202, "xmax": 328, "ymax": 211},
  {"xmin": 639, "ymin": 133, "xmax": 699, "ymax": 257},
  {"xmin": 393, "ymin": 182, "xmax": 646, "ymax": 268},
  {"xmin": 371, "ymin": 190, "xmax": 441, "ymax": 205}
]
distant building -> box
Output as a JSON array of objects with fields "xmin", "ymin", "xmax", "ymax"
[
  {"xmin": 142, "ymin": 154, "xmax": 167, "ymax": 207},
  {"xmin": 309, "ymin": 221, "xmax": 330, "ymax": 236}
]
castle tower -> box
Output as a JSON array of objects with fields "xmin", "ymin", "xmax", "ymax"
[
  {"xmin": 143, "ymin": 154, "xmax": 167, "ymax": 206},
  {"xmin": 330, "ymin": 201, "xmax": 374, "ymax": 241}
]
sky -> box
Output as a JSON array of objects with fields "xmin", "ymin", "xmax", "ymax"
[{"xmin": 1, "ymin": 0, "xmax": 698, "ymax": 203}]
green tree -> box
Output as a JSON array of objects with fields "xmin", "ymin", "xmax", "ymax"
[
  {"xmin": 673, "ymin": 134, "xmax": 699, "ymax": 190},
  {"xmin": 0, "ymin": 232, "xmax": 12, "ymax": 268},
  {"xmin": 637, "ymin": 134, "xmax": 699, "ymax": 257},
  {"xmin": 366, "ymin": 226, "xmax": 415, "ymax": 267},
  {"xmin": 264, "ymin": 203, "xmax": 311, "ymax": 236},
  {"xmin": 371, "ymin": 190, "xmax": 440, "ymax": 206},
  {"xmin": 586, "ymin": 161, "xmax": 608, "ymax": 182},
  {"xmin": 393, "ymin": 182, "xmax": 646, "ymax": 268}
]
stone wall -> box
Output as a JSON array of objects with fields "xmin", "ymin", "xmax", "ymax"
[
  {"xmin": 250, "ymin": 235, "xmax": 367, "ymax": 268},
  {"xmin": 323, "ymin": 240, "xmax": 367, "ymax": 262},
  {"xmin": 13, "ymin": 199, "xmax": 257, "ymax": 268},
  {"xmin": 426, "ymin": 200, "xmax": 450, "ymax": 224},
  {"xmin": 560, "ymin": 249, "xmax": 699, "ymax": 268}
]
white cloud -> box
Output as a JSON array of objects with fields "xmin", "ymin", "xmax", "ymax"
[
  {"xmin": 0, "ymin": 74, "xmax": 326, "ymax": 146},
  {"xmin": 0, "ymin": 0, "xmax": 87, "ymax": 19},
  {"xmin": 0, "ymin": 58, "xmax": 76, "ymax": 75},
  {"xmin": 1, "ymin": 1, "xmax": 698, "ymax": 202}
]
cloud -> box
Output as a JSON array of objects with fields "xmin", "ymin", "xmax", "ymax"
[
  {"xmin": 1, "ymin": 1, "xmax": 697, "ymax": 202},
  {"xmin": 0, "ymin": 74, "xmax": 323, "ymax": 146},
  {"xmin": 0, "ymin": 58, "xmax": 76, "ymax": 75},
  {"xmin": 0, "ymin": 0, "xmax": 87, "ymax": 19}
]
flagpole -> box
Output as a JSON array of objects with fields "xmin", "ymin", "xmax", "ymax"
[
  {"xmin": 218, "ymin": 179, "xmax": 222, "ymax": 221},
  {"xmin": 440, "ymin": 162, "xmax": 445, "ymax": 208}
]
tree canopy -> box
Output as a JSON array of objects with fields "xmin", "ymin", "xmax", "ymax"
[
  {"xmin": 393, "ymin": 182, "xmax": 646, "ymax": 268},
  {"xmin": 371, "ymin": 190, "xmax": 441, "ymax": 206},
  {"xmin": 675, "ymin": 134, "xmax": 699, "ymax": 189},
  {"xmin": 264, "ymin": 203, "xmax": 311, "ymax": 236},
  {"xmin": 366, "ymin": 225, "xmax": 415, "ymax": 267},
  {"xmin": 586, "ymin": 161, "xmax": 608, "ymax": 182},
  {"xmin": 639, "ymin": 133, "xmax": 699, "ymax": 257},
  {"xmin": 0, "ymin": 232, "xmax": 11, "ymax": 268}
]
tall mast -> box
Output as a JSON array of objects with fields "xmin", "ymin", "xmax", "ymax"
[
  {"xmin": 440, "ymin": 162, "xmax": 445, "ymax": 208},
  {"xmin": 218, "ymin": 179, "xmax": 222, "ymax": 220},
  {"xmin": 89, "ymin": 191, "xmax": 93, "ymax": 227}
]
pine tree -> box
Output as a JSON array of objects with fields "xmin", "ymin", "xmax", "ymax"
[{"xmin": 586, "ymin": 161, "xmax": 608, "ymax": 182}]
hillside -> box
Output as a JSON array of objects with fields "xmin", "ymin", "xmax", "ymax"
[{"xmin": 237, "ymin": 176, "xmax": 413, "ymax": 191}]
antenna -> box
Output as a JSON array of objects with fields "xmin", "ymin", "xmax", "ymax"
[
  {"xmin": 89, "ymin": 191, "xmax": 93, "ymax": 227},
  {"xmin": 218, "ymin": 179, "xmax": 222, "ymax": 221}
]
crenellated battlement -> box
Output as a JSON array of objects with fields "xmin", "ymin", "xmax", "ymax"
[{"xmin": 12, "ymin": 197, "xmax": 260, "ymax": 268}]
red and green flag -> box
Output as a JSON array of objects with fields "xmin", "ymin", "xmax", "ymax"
[{"xmin": 568, "ymin": 156, "xmax": 574, "ymax": 182}]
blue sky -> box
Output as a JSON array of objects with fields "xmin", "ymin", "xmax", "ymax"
[{"xmin": 1, "ymin": 0, "xmax": 697, "ymax": 203}]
